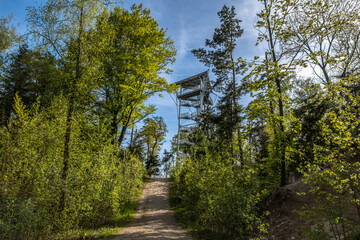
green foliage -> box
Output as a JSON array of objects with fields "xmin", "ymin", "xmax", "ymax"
[
  {"xmin": 137, "ymin": 116, "xmax": 168, "ymax": 176},
  {"xmin": 192, "ymin": 5, "xmax": 245, "ymax": 158},
  {"xmin": 2, "ymin": 0, "xmax": 360, "ymax": 238},
  {"xmin": 94, "ymin": 4, "xmax": 176, "ymax": 147},
  {"xmin": 161, "ymin": 150, "xmax": 174, "ymax": 178},
  {"xmin": 0, "ymin": 44, "xmax": 62, "ymax": 125},
  {"xmin": 245, "ymin": 0, "xmax": 301, "ymax": 186},
  {"xmin": 298, "ymin": 77, "xmax": 360, "ymax": 239},
  {"xmin": 0, "ymin": 16, "xmax": 18, "ymax": 109},
  {"xmin": 1, "ymin": 1, "xmax": 170, "ymax": 239},
  {"xmin": 192, "ymin": 5, "xmax": 243, "ymax": 87},
  {"xmin": 173, "ymin": 1, "xmax": 360, "ymax": 238},
  {"xmin": 0, "ymin": 96, "xmax": 144, "ymax": 239},
  {"xmin": 171, "ymin": 144, "xmax": 268, "ymax": 239},
  {"xmin": 0, "ymin": 15, "xmax": 16, "ymax": 55},
  {"xmin": 279, "ymin": 0, "xmax": 360, "ymax": 83},
  {"xmin": 57, "ymin": 200, "xmax": 139, "ymax": 239}
]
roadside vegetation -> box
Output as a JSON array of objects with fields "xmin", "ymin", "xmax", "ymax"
[
  {"xmin": 1, "ymin": 0, "xmax": 360, "ymax": 239},
  {"xmin": 0, "ymin": 1, "xmax": 174, "ymax": 239},
  {"xmin": 171, "ymin": 1, "xmax": 360, "ymax": 239}
]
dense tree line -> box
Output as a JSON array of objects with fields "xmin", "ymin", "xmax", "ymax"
[
  {"xmin": 0, "ymin": 1, "xmax": 173, "ymax": 238},
  {"xmin": 171, "ymin": 0, "xmax": 360, "ymax": 239},
  {"xmin": 1, "ymin": 0, "xmax": 360, "ymax": 239}
]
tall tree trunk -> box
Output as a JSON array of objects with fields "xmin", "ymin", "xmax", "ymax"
[
  {"xmin": 111, "ymin": 110, "xmax": 119, "ymax": 145},
  {"xmin": 130, "ymin": 123, "xmax": 134, "ymax": 148},
  {"xmin": 59, "ymin": 0, "xmax": 84, "ymax": 212},
  {"xmin": 59, "ymin": 95, "xmax": 74, "ymax": 212},
  {"xmin": 118, "ymin": 107, "xmax": 134, "ymax": 147},
  {"xmin": 230, "ymin": 35, "xmax": 236, "ymax": 158},
  {"xmin": 275, "ymin": 77, "xmax": 286, "ymax": 186},
  {"xmin": 237, "ymin": 128, "xmax": 244, "ymax": 164},
  {"xmin": 264, "ymin": 0, "xmax": 287, "ymax": 186}
]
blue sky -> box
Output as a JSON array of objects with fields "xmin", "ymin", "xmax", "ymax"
[
  {"xmin": 123, "ymin": 0, "xmax": 264, "ymax": 152},
  {"xmin": 0, "ymin": 0, "xmax": 263, "ymax": 152}
]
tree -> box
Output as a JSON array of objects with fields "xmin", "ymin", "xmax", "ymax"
[
  {"xmin": 252, "ymin": 0, "xmax": 360, "ymax": 187},
  {"xmin": 138, "ymin": 116, "xmax": 167, "ymax": 176},
  {"xmin": 282, "ymin": 0, "xmax": 360, "ymax": 85},
  {"xmin": 0, "ymin": 93, "xmax": 145, "ymax": 237},
  {"xmin": 243, "ymin": 0, "xmax": 300, "ymax": 186},
  {"xmin": 0, "ymin": 15, "xmax": 17, "ymax": 112},
  {"xmin": 94, "ymin": 5, "xmax": 176, "ymax": 148},
  {"xmin": 299, "ymin": 78, "xmax": 360, "ymax": 238},
  {"xmin": 1, "ymin": 45, "xmax": 34, "ymax": 125},
  {"xmin": 0, "ymin": 44, "xmax": 61, "ymax": 125},
  {"xmin": 192, "ymin": 5, "xmax": 244, "ymax": 158},
  {"xmin": 27, "ymin": 0, "xmax": 112, "ymax": 213},
  {"xmin": 0, "ymin": 16, "xmax": 16, "ymax": 68},
  {"xmin": 162, "ymin": 149, "xmax": 173, "ymax": 178},
  {"xmin": 290, "ymin": 78, "xmax": 330, "ymax": 166},
  {"xmin": 247, "ymin": 99, "xmax": 270, "ymax": 164}
]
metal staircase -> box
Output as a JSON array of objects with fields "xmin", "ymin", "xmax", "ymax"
[{"xmin": 175, "ymin": 71, "xmax": 213, "ymax": 151}]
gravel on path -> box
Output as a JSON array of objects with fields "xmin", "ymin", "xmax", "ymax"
[{"xmin": 115, "ymin": 177, "xmax": 192, "ymax": 240}]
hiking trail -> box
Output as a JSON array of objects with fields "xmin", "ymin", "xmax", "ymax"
[{"xmin": 115, "ymin": 178, "xmax": 192, "ymax": 240}]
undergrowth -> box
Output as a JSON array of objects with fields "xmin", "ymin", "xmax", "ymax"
[{"xmin": 56, "ymin": 200, "xmax": 139, "ymax": 240}]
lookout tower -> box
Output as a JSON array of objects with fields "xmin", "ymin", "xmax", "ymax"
[{"xmin": 175, "ymin": 71, "xmax": 213, "ymax": 152}]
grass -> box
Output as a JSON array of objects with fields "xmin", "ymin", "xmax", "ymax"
[{"xmin": 54, "ymin": 201, "xmax": 139, "ymax": 240}]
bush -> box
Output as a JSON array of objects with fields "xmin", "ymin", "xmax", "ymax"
[
  {"xmin": 0, "ymin": 96, "xmax": 144, "ymax": 239},
  {"xmin": 170, "ymin": 150, "xmax": 268, "ymax": 239}
]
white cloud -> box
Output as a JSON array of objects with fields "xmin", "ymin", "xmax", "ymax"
[
  {"xmin": 125, "ymin": 0, "xmax": 266, "ymax": 150},
  {"xmin": 176, "ymin": 17, "xmax": 190, "ymax": 62}
]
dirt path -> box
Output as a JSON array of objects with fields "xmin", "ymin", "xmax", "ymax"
[{"xmin": 115, "ymin": 178, "xmax": 192, "ymax": 240}]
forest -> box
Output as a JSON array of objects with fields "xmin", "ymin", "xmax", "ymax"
[{"xmin": 0, "ymin": 0, "xmax": 360, "ymax": 239}]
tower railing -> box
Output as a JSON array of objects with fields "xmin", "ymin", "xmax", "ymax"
[{"xmin": 175, "ymin": 71, "xmax": 212, "ymax": 162}]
